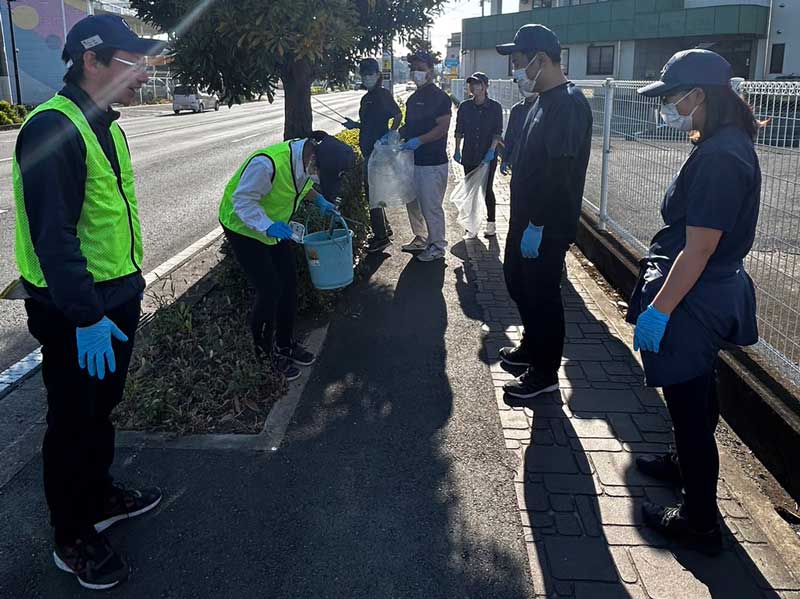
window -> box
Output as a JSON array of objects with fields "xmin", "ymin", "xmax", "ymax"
[
  {"xmin": 587, "ymin": 45, "xmax": 614, "ymax": 75},
  {"xmin": 770, "ymin": 44, "xmax": 785, "ymax": 74},
  {"xmin": 560, "ymin": 48, "xmax": 570, "ymax": 75}
]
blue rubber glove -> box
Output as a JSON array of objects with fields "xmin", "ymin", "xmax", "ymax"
[
  {"xmin": 453, "ymin": 148, "xmax": 462, "ymax": 163},
  {"xmin": 267, "ymin": 222, "xmax": 293, "ymax": 240},
  {"xmin": 500, "ymin": 161, "xmax": 511, "ymax": 176},
  {"xmin": 76, "ymin": 316, "xmax": 128, "ymax": 380},
  {"xmin": 483, "ymin": 148, "xmax": 496, "ymax": 163},
  {"xmin": 399, "ymin": 137, "xmax": 422, "ymax": 152},
  {"xmin": 633, "ymin": 304, "xmax": 670, "ymax": 353},
  {"xmin": 520, "ymin": 224, "xmax": 543, "ymax": 259},
  {"xmin": 314, "ymin": 194, "xmax": 339, "ymax": 216},
  {"xmin": 343, "ymin": 118, "xmax": 360, "ymax": 130},
  {"xmin": 378, "ymin": 132, "xmax": 392, "ymax": 145}
]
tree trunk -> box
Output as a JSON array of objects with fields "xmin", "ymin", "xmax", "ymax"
[{"xmin": 280, "ymin": 59, "xmax": 314, "ymax": 140}]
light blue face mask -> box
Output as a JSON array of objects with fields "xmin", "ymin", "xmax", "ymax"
[
  {"xmin": 513, "ymin": 54, "xmax": 542, "ymax": 95},
  {"xmin": 362, "ymin": 74, "xmax": 379, "ymax": 89},
  {"xmin": 660, "ymin": 89, "xmax": 699, "ymax": 131}
]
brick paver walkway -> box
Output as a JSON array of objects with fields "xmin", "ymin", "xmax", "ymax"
[{"xmin": 461, "ymin": 177, "xmax": 800, "ymax": 598}]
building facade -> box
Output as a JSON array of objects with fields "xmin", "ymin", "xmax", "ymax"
[
  {"xmin": 1, "ymin": 1, "xmax": 156, "ymax": 105},
  {"xmin": 460, "ymin": 0, "xmax": 798, "ymax": 82}
]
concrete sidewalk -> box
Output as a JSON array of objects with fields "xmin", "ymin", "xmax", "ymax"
[
  {"xmin": 464, "ymin": 173, "xmax": 800, "ymax": 598},
  {"xmin": 0, "ymin": 163, "xmax": 798, "ymax": 598}
]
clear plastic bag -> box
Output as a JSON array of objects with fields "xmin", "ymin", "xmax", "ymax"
[
  {"xmin": 367, "ymin": 132, "xmax": 416, "ymax": 209},
  {"xmin": 450, "ymin": 162, "xmax": 489, "ymax": 236}
]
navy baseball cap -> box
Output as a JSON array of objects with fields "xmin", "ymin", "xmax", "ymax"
[
  {"xmin": 637, "ymin": 49, "xmax": 732, "ymax": 97},
  {"xmin": 466, "ymin": 72, "xmax": 489, "ymax": 86},
  {"xmin": 359, "ymin": 58, "xmax": 380, "ymax": 74},
  {"xmin": 64, "ymin": 15, "xmax": 163, "ymax": 62},
  {"xmin": 407, "ymin": 51, "xmax": 437, "ymax": 68},
  {"xmin": 496, "ymin": 24, "xmax": 561, "ymax": 58},
  {"xmin": 315, "ymin": 134, "xmax": 356, "ymax": 199}
]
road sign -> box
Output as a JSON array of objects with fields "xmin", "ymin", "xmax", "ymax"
[{"xmin": 444, "ymin": 57, "xmax": 459, "ymax": 68}]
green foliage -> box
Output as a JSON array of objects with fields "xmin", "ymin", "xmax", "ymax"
[
  {"xmin": 130, "ymin": 0, "xmax": 448, "ymax": 109},
  {"xmin": 0, "ymin": 100, "xmax": 25, "ymax": 125}
]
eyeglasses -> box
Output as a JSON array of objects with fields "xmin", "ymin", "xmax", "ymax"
[{"xmin": 112, "ymin": 56, "xmax": 148, "ymax": 73}]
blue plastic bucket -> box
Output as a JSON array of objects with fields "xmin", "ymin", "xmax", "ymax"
[{"xmin": 302, "ymin": 215, "xmax": 354, "ymax": 290}]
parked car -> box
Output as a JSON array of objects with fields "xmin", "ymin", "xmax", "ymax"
[
  {"xmin": 172, "ymin": 85, "xmax": 220, "ymax": 114},
  {"xmin": 406, "ymin": 81, "xmax": 417, "ymax": 91}
]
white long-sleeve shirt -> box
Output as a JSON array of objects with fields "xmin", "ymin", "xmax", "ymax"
[{"xmin": 232, "ymin": 139, "xmax": 311, "ymax": 234}]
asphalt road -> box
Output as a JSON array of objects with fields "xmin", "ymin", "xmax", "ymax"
[{"xmin": 0, "ymin": 87, "xmax": 406, "ymax": 372}]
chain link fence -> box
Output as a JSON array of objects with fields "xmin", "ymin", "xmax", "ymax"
[{"xmin": 453, "ymin": 77, "xmax": 800, "ymax": 385}]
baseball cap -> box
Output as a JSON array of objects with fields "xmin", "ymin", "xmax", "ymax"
[
  {"xmin": 359, "ymin": 58, "xmax": 380, "ymax": 75},
  {"xmin": 315, "ymin": 134, "xmax": 356, "ymax": 199},
  {"xmin": 407, "ymin": 51, "xmax": 437, "ymax": 68},
  {"xmin": 496, "ymin": 24, "xmax": 561, "ymax": 58},
  {"xmin": 64, "ymin": 15, "xmax": 163, "ymax": 62},
  {"xmin": 466, "ymin": 72, "xmax": 489, "ymax": 86},
  {"xmin": 637, "ymin": 49, "xmax": 732, "ymax": 97}
]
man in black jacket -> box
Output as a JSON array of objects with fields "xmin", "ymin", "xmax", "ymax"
[
  {"xmin": 13, "ymin": 15, "xmax": 162, "ymax": 590},
  {"xmin": 495, "ymin": 25, "xmax": 593, "ymax": 401}
]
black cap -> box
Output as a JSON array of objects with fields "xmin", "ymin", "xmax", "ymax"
[
  {"xmin": 496, "ymin": 24, "xmax": 560, "ymax": 58},
  {"xmin": 359, "ymin": 58, "xmax": 380, "ymax": 75},
  {"xmin": 637, "ymin": 49, "xmax": 732, "ymax": 97},
  {"xmin": 315, "ymin": 135, "xmax": 356, "ymax": 199},
  {"xmin": 466, "ymin": 72, "xmax": 489, "ymax": 86},
  {"xmin": 64, "ymin": 15, "xmax": 163, "ymax": 62},
  {"xmin": 407, "ymin": 51, "xmax": 436, "ymax": 68}
]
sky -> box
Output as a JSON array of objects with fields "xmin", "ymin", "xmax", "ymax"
[{"xmin": 394, "ymin": 0, "xmax": 521, "ymax": 58}]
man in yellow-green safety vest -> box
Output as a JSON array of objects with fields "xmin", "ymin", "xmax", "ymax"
[
  {"xmin": 12, "ymin": 15, "xmax": 164, "ymax": 590},
  {"xmin": 219, "ymin": 130, "xmax": 355, "ymax": 382}
]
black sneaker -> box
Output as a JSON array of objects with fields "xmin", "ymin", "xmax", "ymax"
[
  {"xmin": 499, "ymin": 345, "xmax": 532, "ymax": 367},
  {"xmin": 276, "ymin": 342, "xmax": 316, "ymax": 367},
  {"xmin": 274, "ymin": 355, "xmax": 301, "ymax": 382},
  {"xmin": 53, "ymin": 532, "xmax": 129, "ymax": 590},
  {"xmin": 503, "ymin": 370, "xmax": 559, "ymax": 405},
  {"xmin": 367, "ymin": 236, "xmax": 391, "ymax": 254},
  {"xmin": 642, "ymin": 502, "xmax": 722, "ymax": 556},
  {"xmin": 636, "ymin": 452, "xmax": 682, "ymax": 484},
  {"xmin": 94, "ymin": 483, "xmax": 162, "ymax": 533}
]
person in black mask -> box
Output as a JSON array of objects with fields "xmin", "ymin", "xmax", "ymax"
[{"xmin": 343, "ymin": 58, "xmax": 401, "ymax": 253}]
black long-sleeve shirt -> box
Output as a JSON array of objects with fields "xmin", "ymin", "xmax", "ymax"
[
  {"xmin": 509, "ymin": 82, "xmax": 593, "ymax": 242},
  {"xmin": 454, "ymin": 97, "xmax": 503, "ymax": 166},
  {"xmin": 502, "ymin": 97, "xmax": 536, "ymax": 167},
  {"xmin": 16, "ymin": 84, "xmax": 144, "ymax": 326}
]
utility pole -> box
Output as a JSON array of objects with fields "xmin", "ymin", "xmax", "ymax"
[
  {"xmin": 0, "ymin": 6, "xmax": 13, "ymax": 102},
  {"xmin": 5, "ymin": 0, "xmax": 21, "ymax": 104}
]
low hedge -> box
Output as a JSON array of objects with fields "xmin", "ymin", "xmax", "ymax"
[{"xmin": 0, "ymin": 101, "xmax": 27, "ymax": 125}]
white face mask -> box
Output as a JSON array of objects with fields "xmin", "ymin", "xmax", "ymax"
[
  {"xmin": 660, "ymin": 89, "xmax": 699, "ymax": 131},
  {"xmin": 513, "ymin": 54, "xmax": 542, "ymax": 95},
  {"xmin": 412, "ymin": 70, "xmax": 428, "ymax": 86},
  {"xmin": 362, "ymin": 74, "xmax": 379, "ymax": 89}
]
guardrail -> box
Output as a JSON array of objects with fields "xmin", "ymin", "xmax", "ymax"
[{"xmin": 453, "ymin": 77, "xmax": 800, "ymax": 386}]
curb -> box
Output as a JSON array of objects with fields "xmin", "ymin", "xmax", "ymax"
[{"xmin": 0, "ymin": 227, "xmax": 224, "ymax": 402}]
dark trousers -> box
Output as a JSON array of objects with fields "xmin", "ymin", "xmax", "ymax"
[
  {"xmin": 25, "ymin": 297, "xmax": 141, "ymax": 542},
  {"xmin": 363, "ymin": 158, "xmax": 390, "ymax": 240},
  {"xmin": 224, "ymin": 226, "xmax": 296, "ymax": 353},
  {"xmin": 463, "ymin": 159, "xmax": 497, "ymax": 222},
  {"xmin": 663, "ymin": 370, "xmax": 720, "ymax": 530},
  {"xmin": 503, "ymin": 234, "xmax": 570, "ymax": 379}
]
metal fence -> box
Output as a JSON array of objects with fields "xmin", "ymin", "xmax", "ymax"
[{"xmin": 453, "ymin": 78, "xmax": 800, "ymax": 385}]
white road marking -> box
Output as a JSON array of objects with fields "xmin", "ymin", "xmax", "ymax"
[{"xmin": 232, "ymin": 132, "xmax": 262, "ymax": 143}]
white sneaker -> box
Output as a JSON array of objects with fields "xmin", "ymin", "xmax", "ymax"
[
  {"xmin": 416, "ymin": 247, "xmax": 445, "ymax": 262},
  {"xmin": 401, "ymin": 236, "xmax": 428, "ymax": 253},
  {"xmin": 484, "ymin": 222, "xmax": 496, "ymax": 237},
  {"xmin": 463, "ymin": 230, "xmax": 478, "ymax": 240}
]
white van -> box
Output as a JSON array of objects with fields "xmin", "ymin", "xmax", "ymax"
[{"xmin": 172, "ymin": 85, "xmax": 220, "ymax": 114}]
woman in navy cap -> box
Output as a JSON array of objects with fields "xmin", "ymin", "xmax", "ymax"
[
  {"xmin": 629, "ymin": 49, "xmax": 762, "ymax": 554},
  {"xmin": 219, "ymin": 131, "xmax": 354, "ymax": 382}
]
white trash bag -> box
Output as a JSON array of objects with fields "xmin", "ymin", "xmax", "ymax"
[
  {"xmin": 367, "ymin": 132, "xmax": 416, "ymax": 209},
  {"xmin": 450, "ymin": 162, "xmax": 489, "ymax": 236}
]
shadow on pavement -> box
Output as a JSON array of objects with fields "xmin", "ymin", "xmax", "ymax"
[{"xmin": 0, "ymin": 227, "xmax": 533, "ymax": 597}]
